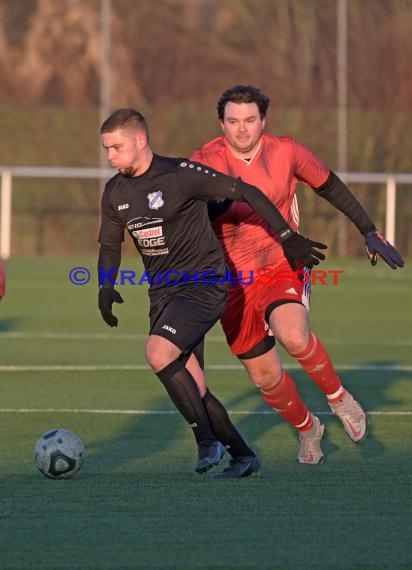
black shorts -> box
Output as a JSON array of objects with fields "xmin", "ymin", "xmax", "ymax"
[{"xmin": 149, "ymin": 284, "xmax": 227, "ymax": 357}]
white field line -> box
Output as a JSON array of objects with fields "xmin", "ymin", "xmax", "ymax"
[
  {"xmin": 0, "ymin": 408, "xmax": 410, "ymax": 416},
  {"xmin": 1, "ymin": 363, "xmax": 412, "ymax": 372},
  {"xmin": 1, "ymin": 331, "xmax": 412, "ymax": 346}
]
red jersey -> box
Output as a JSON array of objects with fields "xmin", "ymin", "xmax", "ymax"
[{"xmin": 191, "ymin": 133, "xmax": 329, "ymax": 275}]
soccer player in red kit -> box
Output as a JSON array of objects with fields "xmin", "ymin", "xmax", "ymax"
[{"xmin": 192, "ymin": 84, "xmax": 404, "ymax": 466}]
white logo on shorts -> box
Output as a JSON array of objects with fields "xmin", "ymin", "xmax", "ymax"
[{"xmin": 285, "ymin": 287, "xmax": 298, "ymax": 295}]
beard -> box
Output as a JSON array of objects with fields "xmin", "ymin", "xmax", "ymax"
[{"xmin": 120, "ymin": 166, "xmax": 137, "ymax": 177}]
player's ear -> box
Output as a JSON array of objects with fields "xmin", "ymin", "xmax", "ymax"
[{"xmin": 135, "ymin": 130, "xmax": 148, "ymax": 150}]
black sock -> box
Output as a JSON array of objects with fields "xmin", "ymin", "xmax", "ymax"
[
  {"xmin": 157, "ymin": 364, "xmax": 216, "ymax": 444},
  {"xmin": 202, "ymin": 389, "xmax": 255, "ymax": 458}
]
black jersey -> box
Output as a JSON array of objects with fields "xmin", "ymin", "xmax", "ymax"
[
  {"xmin": 98, "ymin": 153, "xmax": 292, "ymax": 298},
  {"xmin": 99, "ymin": 155, "xmax": 242, "ymax": 296}
]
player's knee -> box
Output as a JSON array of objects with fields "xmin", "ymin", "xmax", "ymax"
[
  {"xmin": 278, "ymin": 330, "xmax": 309, "ymax": 356},
  {"xmin": 247, "ymin": 366, "xmax": 283, "ymax": 392},
  {"xmin": 146, "ymin": 349, "xmax": 166, "ymax": 372},
  {"xmin": 145, "ymin": 336, "xmax": 180, "ymax": 372}
]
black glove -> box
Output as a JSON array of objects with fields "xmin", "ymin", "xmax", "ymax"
[
  {"xmin": 98, "ymin": 287, "xmax": 124, "ymax": 327},
  {"xmin": 281, "ymin": 231, "xmax": 328, "ymax": 270},
  {"xmin": 364, "ymin": 229, "xmax": 404, "ymax": 269}
]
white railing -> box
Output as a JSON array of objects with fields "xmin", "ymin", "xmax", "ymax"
[
  {"xmin": 0, "ymin": 166, "xmax": 113, "ymax": 259},
  {"xmin": 0, "ymin": 166, "xmax": 411, "ymax": 259}
]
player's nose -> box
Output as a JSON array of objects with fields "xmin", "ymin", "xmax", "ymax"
[{"xmin": 107, "ymin": 148, "xmax": 117, "ymax": 161}]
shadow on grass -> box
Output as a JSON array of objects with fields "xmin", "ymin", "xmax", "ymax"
[
  {"xmin": 0, "ymin": 317, "xmax": 22, "ymax": 331},
  {"xmin": 207, "ymin": 358, "xmax": 409, "ymax": 465},
  {"xmin": 81, "ymin": 392, "xmax": 190, "ymax": 476}
]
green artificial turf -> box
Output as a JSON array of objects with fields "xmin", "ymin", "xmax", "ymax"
[{"xmin": 0, "ymin": 257, "xmax": 411, "ymax": 569}]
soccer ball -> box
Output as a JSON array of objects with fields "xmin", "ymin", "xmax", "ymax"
[{"xmin": 34, "ymin": 428, "xmax": 85, "ymax": 479}]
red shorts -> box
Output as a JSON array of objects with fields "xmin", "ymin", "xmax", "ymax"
[{"xmin": 220, "ymin": 261, "xmax": 311, "ymax": 356}]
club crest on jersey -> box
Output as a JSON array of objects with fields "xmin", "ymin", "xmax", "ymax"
[{"xmin": 147, "ymin": 191, "xmax": 164, "ymax": 210}]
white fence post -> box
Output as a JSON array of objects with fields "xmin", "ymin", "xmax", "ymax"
[
  {"xmin": 0, "ymin": 169, "xmax": 12, "ymax": 260},
  {"xmin": 385, "ymin": 176, "xmax": 396, "ymax": 245}
]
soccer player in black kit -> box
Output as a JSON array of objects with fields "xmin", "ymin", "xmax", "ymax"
[{"xmin": 97, "ymin": 108, "xmax": 327, "ymax": 477}]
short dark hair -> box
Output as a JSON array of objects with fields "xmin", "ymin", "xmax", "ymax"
[
  {"xmin": 217, "ymin": 85, "xmax": 270, "ymax": 121},
  {"xmin": 100, "ymin": 108, "xmax": 149, "ymax": 138}
]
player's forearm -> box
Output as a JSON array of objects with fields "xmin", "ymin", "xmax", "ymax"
[
  {"xmin": 98, "ymin": 244, "xmax": 121, "ymax": 288},
  {"xmin": 313, "ymin": 171, "xmax": 375, "ymax": 235}
]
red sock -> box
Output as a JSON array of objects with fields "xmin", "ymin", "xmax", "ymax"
[
  {"xmin": 261, "ymin": 371, "xmax": 313, "ymax": 432},
  {"xmin": 292, "ymin": 332, "xmax": 345, "ymax": 402}
]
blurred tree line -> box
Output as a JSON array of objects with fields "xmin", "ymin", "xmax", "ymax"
[{"xmin": 0, "ymin": 0, "xmax": 411, "ymax": 256}]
